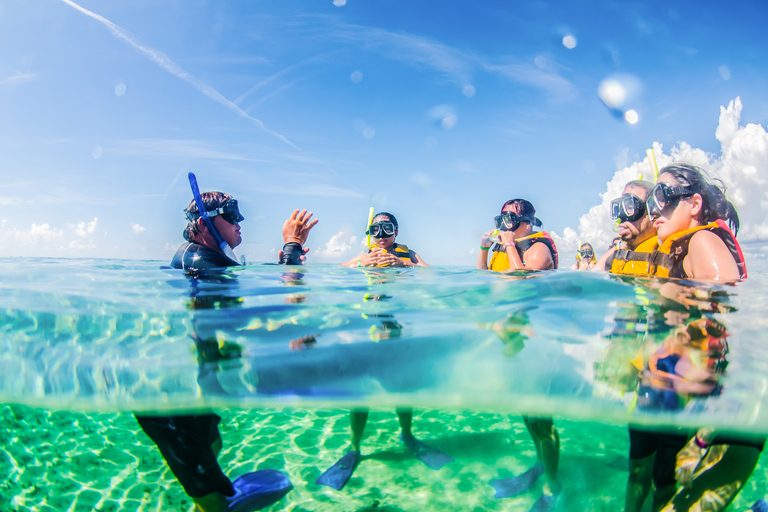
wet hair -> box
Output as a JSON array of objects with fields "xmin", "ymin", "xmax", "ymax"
[
  {"xmin": 579, "ymin": 242, "xmax": 594, "ymax": 252},
  {"xmin": 372, "ymin": 212, "xmax": 398, "ymax": 230},
  {"xmin": 658, "ymin": 163, "xmax": 740, "ymax": 235},
  {"xmin": 624, "ymin": 180, "xmax": 654, "ymax": 198},
  {"xmin": 183, "ymin": 191, "xmax": 234, "ymax": 241},
  {"xmin": 500, "ymin": 199, "xmax": 541, "ymax": 227},
  {"xmin": 500, "ymin": 199, "xmax": 535, "ymax": 217}
]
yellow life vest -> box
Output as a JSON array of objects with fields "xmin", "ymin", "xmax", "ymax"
[
  {"xmin": 488, "ymin": 232, "xmax": 559, "ymax": 272},
  {"xmin": 367, "ymin": 243, "xmax": 416, "ymax": 263},
  {"xmin": 648, "ymin": 220, "xmax": 747, "ymax": 279},
  {"xmin": 608, "ymin": 236, "xmax": 658, "ymax": 276}
]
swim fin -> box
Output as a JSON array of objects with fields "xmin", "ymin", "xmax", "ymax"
[
  {"xmin": 751, "ymin": 500, "xmax": 768, "ymax": 512},
  {"xmin": 400, "ymin": 434, "xmax": 454, "ymax": 470},
  {"xmin": 489, "ymin": 462, "xmax": 544, "ymax": 498},
  {"xmin": 529, "ymin": 491, "xmax": 560, "ymax": 512},
  {"xmin": 226, "ymin": 469, "xmax": 293, "ymax": 512},
  {"xmin": 316, "ymin": 451, "xmax": 360, "ymax": 490}
]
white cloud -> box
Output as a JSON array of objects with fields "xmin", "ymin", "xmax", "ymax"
[
  {"xmin": 70, "ymin": 217, "xmax": 98, "ymax": 237},
  {"xmin": 312, "ymin": 231, "xmax": 360, "ymax": 262},
  {"xmin": 561, "ymin": 97, "xmax": 768, "ymax": 254},
  {"xmin": 132, "ymin": 223, "xmax": 146, "ymax": 234}
]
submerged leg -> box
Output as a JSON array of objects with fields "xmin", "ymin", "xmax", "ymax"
[
  {"xmin": 350, "ymin": 409, "xmax": 369, "ymax": 452},
  {"xmin": 625, "ymin": 454, "xmax": 654, "ymax": 512},
  {"xmin": 523, "ymin": 416, "xmax": 561, "ymax": 496}
]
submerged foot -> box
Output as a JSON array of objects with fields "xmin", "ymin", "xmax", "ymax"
[
  {"xmin": 400, "ymin": 433, "xmax": 454, "ymax": 470},
  {"xmin": 315, "ymin": 451, "xmax": 360, "ymax": 491},
  {"xmin": 489, "ymin": 462, "xmax": 545, "ymax": 498},
  {"xmin": 226, "ymin": 470, "xmax": 293, "ymax": 512},
  {"xmin": 529, "ymin": 489, "xmax": 561, "ymax": 512}
]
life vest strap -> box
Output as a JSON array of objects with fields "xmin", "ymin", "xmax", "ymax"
[{"xmin": 615, "ymin": 249, "xmax": 652, "ymax": 263}]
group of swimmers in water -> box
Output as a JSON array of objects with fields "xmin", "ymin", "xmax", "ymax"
[{"xmin": 140, "ymin": 163, "xmax": 757, "ymax": 512}]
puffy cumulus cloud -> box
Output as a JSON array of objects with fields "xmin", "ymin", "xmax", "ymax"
[
  {"xmin": 0, "ymin": 217, "xmax": 104, "ymax": 256},
  {"xmin": 70, "ymin": 217, "xmax": 98, "ymax": 237},
  {"xmin": 312, "ymin": 231, "xmax": 360, "ymax": 262},
  {"xmin": 558, "ymin": 97, "xmax": 768, "ymax": 255},
  {"xmin": 132, "ymin": 223, "xmax": 146, "ymax": 234}
]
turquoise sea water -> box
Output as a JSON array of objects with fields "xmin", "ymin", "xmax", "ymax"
[{"xmin": 2, "ymin": 251, "xmax": 768, "ymax": 511}]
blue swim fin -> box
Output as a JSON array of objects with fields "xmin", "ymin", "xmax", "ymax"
[
  {"xmin": 529, "ymin": 491, "xmax": 560, "ymax": 512},
  {"xmin": 400, "ymin": 434, "xmax": 454, "ymax": 470},
  {"xmin": 489, "ymin": 462, "xmax": 544, "ymax": 498},
  {"xmin": 751, "ymin": 499, "xmax": 768, "ymax": 512},
  {"xmin": 316, "ymin": 451, "xmax": 360, "ymax": 490},
  {"xmin": 226, "ymin": 470, "xmax": 292, "ymax": 512}
]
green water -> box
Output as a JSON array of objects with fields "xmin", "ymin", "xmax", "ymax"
[{"xmin": 3, "ymin": 404, "xmax": 768, "ymax": 511}]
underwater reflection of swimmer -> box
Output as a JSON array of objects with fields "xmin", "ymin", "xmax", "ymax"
[
  {"xmin": 137, "ymin": 186, "xmax": 317, "ymax": 512},
  {"xmin": 478, "ymin": 199, "xmax": 560, "ymax": 511},
  {"xmin": 315, "ymin": 305, "xmax": 453, "ymax": 490}
]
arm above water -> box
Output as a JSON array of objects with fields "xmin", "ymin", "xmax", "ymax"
[{"xmin": 280, "ymin": 209, "xmax": 319, "ymax": 265}]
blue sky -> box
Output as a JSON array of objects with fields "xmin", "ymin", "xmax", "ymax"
[{"xmin": 1, "ymin": 0, "xmax": 767, "ymax": 264}]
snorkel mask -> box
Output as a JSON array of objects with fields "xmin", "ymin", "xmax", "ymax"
[
  {"xmin": 610, "ymin": 194, "xmax": 647, "ymax": 223},
  {"xmin": 646, "ymin": 182, "xmax": 694, "ymax": 220},
  {"xmin": 185, "ymin": 198, "xmax": 244, "ymax": 225},
  {"xmin": 187, "ymin": 173, "xmax": 240, "ymax": 264},
  {"xmin": 493, "ymin": 213, "xmax": 541, "ymax": 232},
  {"xmin": 366, "ymin": 221, "xmax": 396, "ymax": 238},
  {"xmin": 577, "ymin": 247, "xmax": 595, "ymax": 261}
]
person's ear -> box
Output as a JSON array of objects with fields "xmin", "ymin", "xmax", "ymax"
[{"xmin": 689, "ymin": 193, "xmax": 703, "ymax": 217}]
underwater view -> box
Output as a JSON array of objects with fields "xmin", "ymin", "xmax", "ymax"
[{"xmin": 2, "ymin": 253, "xmax": 768, "ymax": 511}]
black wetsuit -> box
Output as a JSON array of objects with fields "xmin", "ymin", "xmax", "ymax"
[{"xmin": 135, "ymin": 242, "xmax": 241, "ymax": 498}]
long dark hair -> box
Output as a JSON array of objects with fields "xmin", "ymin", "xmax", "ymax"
[{"xmin": 658, "ymin": 163, "xmax": 740, "ymax": 235}]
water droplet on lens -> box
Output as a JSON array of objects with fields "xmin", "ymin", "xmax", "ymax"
[
  {"xmin": 562, "ymin": 35, "xmax": 577, "ymax": 49},
  {"xmin": 114, "ymin": 83, "xmax": 126, "ymax": 96},
  {"xmin": 351, "ymin": 71, "xmax": 363, "ymax": 83}
]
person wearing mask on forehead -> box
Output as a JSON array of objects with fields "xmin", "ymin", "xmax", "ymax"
[
  {"xmin": 593, "ymin": 180, "xmax": 658, "ymax": 275},
  {"xmin": 342, "ymin": 212, "xmax": 429, "ymax": 267},
  {"xmin": 570, "ymin": 242, "xmax": 597, "ymax": 270}
]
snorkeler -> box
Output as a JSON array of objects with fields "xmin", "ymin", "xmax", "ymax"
[
  {"xmin": 342, "ymin": 212, "xmax": 429, "ymax": 267},
  {"xmin": 317, "ymin": 212, "xmax": 446, "ymax": 491},
  {"xmin": 593, "ymin": 180, "xmax": 658, "ymax": 275},
  {"xmin": 478, "ymin": 199, "xmax": 561, "ymax": 511},
  {"xmin": 478, "ymin": 199, "xmax": 557, "ymax": 271},
  {"xmin": 570, "ymin": 242, "xmax": 596, "ymax": 270},
  {"xmin": 638, "ymin": 164, "xmax": 759, "ymax": 512},
  {"xmin": 136, "ymin": 178, "xmax": 318, "ymax": 512},
  {"xmin": 645, "ymin": 163, "xmax": 746, "ymax": 282}
]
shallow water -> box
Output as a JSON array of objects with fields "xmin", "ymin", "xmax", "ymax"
[{"xmin": 2, "ymin": 252, "xmax": 768, "ymax": 510}]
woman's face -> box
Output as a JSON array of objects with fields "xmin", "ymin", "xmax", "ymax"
[
  {"xmin": 500, "ymin": 204, "xmax": 531, "ymax": 236},
  {"xmin": 652, "ymin": 173, "xmax": 697, "ymax": 243},
  {"xmin": 370, "ymin": 215, "xmax": 397, "ymax": 249}
]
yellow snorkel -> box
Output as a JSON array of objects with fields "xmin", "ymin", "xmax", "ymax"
[
  {"xmin": 366, "ymin": 207, "xmax": 374, "ymax": 247},
  {"xmin": 646, "ymin": 148, "xmax": 659, "ymax": 181}
]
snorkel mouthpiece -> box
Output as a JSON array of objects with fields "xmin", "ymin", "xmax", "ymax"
[
  {"xmin": 612, "ymin": 219, "xmax": 622, "ymax": 233},
  {"xmin": 187, "ymin": 172, "xmax": 239, "ymax": 265}
]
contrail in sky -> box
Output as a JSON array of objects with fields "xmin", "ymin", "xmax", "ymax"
[{"xmin": 59, "ymin": 0, "xmax": 299, "ymax": 150}]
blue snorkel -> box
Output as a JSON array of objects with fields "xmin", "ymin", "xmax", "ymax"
[{"xmin": 188, "ymin": 172, "xmax": 240, "ymax": 265}]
